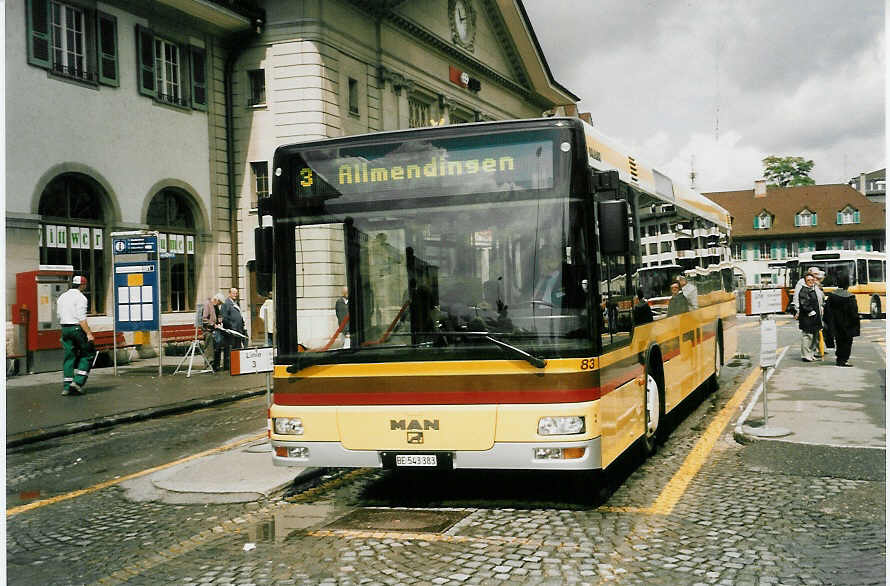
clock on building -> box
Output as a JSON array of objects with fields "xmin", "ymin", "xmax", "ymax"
[{"xmin": 451, "ymin": 0, "xmax": 476, "ymax": 49}]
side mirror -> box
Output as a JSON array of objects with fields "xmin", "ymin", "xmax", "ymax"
[
  {"xmin": 254, "ymin": 223, "xmax": 274, "ymax": 296},
  {"xmin": 598, "ymin": 200, "xmax": 630, "ymax": 256}
]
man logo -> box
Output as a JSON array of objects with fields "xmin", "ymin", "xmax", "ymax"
[
  {"xmin": 390, "ymin": 419, "xmax": 439, "ymax": 431},
  {"xmin": 407, "ymin": 432, "xmax": 424, "ymax": 444}
]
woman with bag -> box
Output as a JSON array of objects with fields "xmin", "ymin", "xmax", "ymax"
[{"xmin": 824, "ymin": 273, "xmax": 860, "ymax": 367}]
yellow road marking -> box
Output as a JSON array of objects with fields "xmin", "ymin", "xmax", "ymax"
[
  {"xmin": 7, "ymin": 432, "xmax": 267, "ymax": 517},
  {"xmin": 646, "ymin": 364, "xmax": 763, "ymax": 515},
  {"xmin": 598, "ymin": 362, "xmax": 765, "ymax": 516}
]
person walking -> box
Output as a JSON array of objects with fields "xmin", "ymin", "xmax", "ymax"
[
  {"xmin": 259, "ymin": 295, "xmax": 275, "ymax": 346},
  {"xmin": 666, "ymin": 281, "xmax": 690, "ymax": 316},
  {"xmin": 202, "ymin": 293, "xmax": 225, "ymax": 370},
  {"xmin": 797, "ymin": 273, "xmax": 822, "ymax": 362},
  {"xmin": 220, "ymin": 287, "xmax": 246, "ymax": 370},
  {"xmin": 57, "ymin": 275, "xmax": 95, "ymax": 395},
  {"xmin": 335, "ymin": 286, "xmax": 350, "ymax": 348},
  {"xmin": 824, "ymin": 273, "xmax": 860, "ymax": 367}
]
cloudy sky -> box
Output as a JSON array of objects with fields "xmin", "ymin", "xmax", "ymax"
[{"xmin": 524, "ymin": 1, "xmax": 885, "ymax": 193}]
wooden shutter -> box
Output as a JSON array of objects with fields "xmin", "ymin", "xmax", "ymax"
[
  {"xmin": 27, "ymin": 0, "xmax": 51, "ymax": 69},
  {"xmin": 812, "ymin": 212, "xmax": 817, "ymax": 226},
  {"xmin": 794, "ymin": 214, "xmax": 800, "ymax": 227},
  {"xmin": 190, "ymin": 47, "xmax": 207, "ymax": 110},
  {"xmin": 836, "ymin": 212, "xmax": 843, "ymax": 225},
  {"xmin": 136, "ymin": 24, "xmax": 156, "ymax": 97},
  {"xmin": 97, "ymin": 12, "xmax": 119, "ymax": 86},
  {"xmin": 854, "ymin": 210, "xmax": 860, "ymax": 223}
]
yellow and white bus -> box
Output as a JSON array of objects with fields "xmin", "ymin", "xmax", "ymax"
[
  {"xmin": 256, "ymin": 117, "xmax": 737, "ymax": 489},
  {"xmin": 796, "ymin": 250, "xmax": 886, "ymax": 318}
]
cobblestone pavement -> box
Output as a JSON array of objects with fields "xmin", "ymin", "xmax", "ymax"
[{"xmin": 7, "ymin": 335, "xmax": 885, "ymax": 585}]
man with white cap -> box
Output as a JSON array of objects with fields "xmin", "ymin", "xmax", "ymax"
[
  {"xmin": 791, "ymin": 266, "xmax": 824, "ymax": 317},
  {"xmin": 57, "ymin": 275, "xmax": 95, "ymax": 395}
]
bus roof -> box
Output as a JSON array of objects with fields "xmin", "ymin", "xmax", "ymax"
[{"xmin": 579, "ymin": 120, "xmax": 731, "ymax": 231}]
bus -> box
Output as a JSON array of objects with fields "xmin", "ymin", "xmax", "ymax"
[
  {"xmin": 795, "ymin": 250, "xmax": 886, "ymax": 318},
  {"xmin": 256, "ymin": 117, "xmax": 737, "ymax": 489}
]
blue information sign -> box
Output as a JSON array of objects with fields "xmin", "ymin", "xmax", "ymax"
[
  {"xmin": 113, "ymin": 261, "xmax": 160, "ymax": 331},
  {"xmin": 113, "ymin": 236, "xmax": 158, "ymax": 255}
]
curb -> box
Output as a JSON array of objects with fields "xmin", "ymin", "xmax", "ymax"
[{"xmin": 6, "ymin": 388, "xmax": 268, "ymax": 448}]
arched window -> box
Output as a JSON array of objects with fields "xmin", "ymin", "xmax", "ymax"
[
  {"xmin": 38, "ymin": 173, "xmax": 107, "ymax": 314},
  {"xmin": 147, "ymin": 188, "xmax": 197, "ymax": 312}
]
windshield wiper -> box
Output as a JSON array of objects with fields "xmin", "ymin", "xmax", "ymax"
[{"xmin": 451, "ymin": 331, "xmax": 547, "ymax": 369}]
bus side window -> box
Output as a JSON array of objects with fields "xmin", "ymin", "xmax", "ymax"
[
  {"xmin": 857, "ymin": 260, "xmax": 868, "ymax": 285},
  {"xmin": 868, "ymin": 259, "xmax": 884, "ymax": 283}
]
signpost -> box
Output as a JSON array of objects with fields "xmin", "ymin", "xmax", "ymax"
[
  {"xmin": 230, "ymin": 347, "xmax": 275, "ymax": 407},
  {"xmin": 111, "ymin": 231, "xmax": 162, "ymax": 376},
  {"xmin": 744, "ymin": 314, "xmax": 791, "ymax": 438}
]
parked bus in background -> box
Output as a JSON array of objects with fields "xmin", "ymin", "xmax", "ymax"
[
  {"xmin": 255, "ymin": 117, "xmax": 737, "ymax": 497},
  {"xmin": 795, "ymin": 250, "xmax": 886, "ymax": 318}
]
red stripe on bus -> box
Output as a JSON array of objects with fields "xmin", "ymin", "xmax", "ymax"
[{"xmin": 273, "ymin": 367, "xmax": 644, "ymax": 407}]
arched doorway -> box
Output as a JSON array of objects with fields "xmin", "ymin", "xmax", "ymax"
[
  {"xmin": 38, "ymin": 173, "xmax": 108, "ymax": 314},
  {"xmin": 146, "ymin": 188, "xmax": 198, "ymax": 312}
]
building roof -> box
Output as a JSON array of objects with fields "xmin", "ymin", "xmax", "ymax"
[{"xmin": 703, "ymin": 184, "xmax": 886, "ymax": 239}]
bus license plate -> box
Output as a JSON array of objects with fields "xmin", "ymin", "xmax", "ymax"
[{"xmin": 395, "ymin": 454, "xmax": 437, "ymax": 467}]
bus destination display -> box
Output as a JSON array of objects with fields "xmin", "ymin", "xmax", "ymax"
[{"xmin": 292, "ymin": 133, "xmax": 555, "ymax": 201}]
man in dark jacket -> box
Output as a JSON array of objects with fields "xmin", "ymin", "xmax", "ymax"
[
  {"xmin": 824, "ymin": 273, "xmax": 860, "ymax": 367},
  {"xmin": 797, "ymin": 274, "xmax": 822, "ymax": 362},
  {"xmin": 220, "ymin": 287, "xmax": 246, "ymax": 370}
]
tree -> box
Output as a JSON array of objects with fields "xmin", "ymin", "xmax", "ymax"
[{"xmin": 762, "ymin": 156, "xmax": 816, "ymax": 187}]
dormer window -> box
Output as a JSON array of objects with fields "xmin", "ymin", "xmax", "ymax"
[
  {"xmin": 794, "ymin": 209, "xmax": 817, "ymax": 227},
  {"xmin": 753, "ymin": 211, "xmax": 772, "ymax": 229},
  {"xmin": 836, "ymin": 206, "xmax": 860, "ymax": 225}
]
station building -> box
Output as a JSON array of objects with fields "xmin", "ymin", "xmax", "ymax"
[{"xmin": 5, "ymin": 0, "xmax": 578, "ymax": 367}]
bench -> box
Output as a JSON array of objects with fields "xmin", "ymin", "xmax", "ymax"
[{"xmin": 161, "ymin": 324, "xmax": 199, "ymax": 344}]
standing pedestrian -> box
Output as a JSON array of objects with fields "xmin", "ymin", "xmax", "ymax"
[
  {"xmin": 57, "ymin": 275, "xmax": 95, "ymax": 395},
  {"xmin": 676, "ymin": 275, "xmax": 698, "ymax": 309},
  {"xmin": 335, "ymin": 286, "xmax": 350, "ymax": 348},
  {"xmin": 666, "ymin": 281, "xmax": 690, "ymax": 316},
  {"xmin": 824, "ymin": 273, "xmax": 860, "ymax": 367},
  {"xmin": 220, "ymin": 287, "xmax": 246, "ymax": 370},
  {"xmin": 797, "ymin": 273, "xmax": 822, "ymax": 362},
  {"xmin": 259, "ymin": 295, "xmax": 275, "ymax": 346},
  {"xmin": 202, "ymin": 293, "xmax": 224, "ymax": 370},
  {"xmin": 633, "ymin": 288, "xmax": 654, "ymax": 324}
]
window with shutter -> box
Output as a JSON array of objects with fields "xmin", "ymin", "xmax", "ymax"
[
  {"xmin": 27, "ymin": 0, "xmax": 51, "ymax": 68},
  {"xmin": 136, "ymin": 24, "xmax": 156, "ymax": 97},
  {"xmin": 97, "ymin": 12, "xmax": 118, "ymax": 86},
  {"xmin": 190, "ymin": 47, "xmax": 207, "ymax": 110}
]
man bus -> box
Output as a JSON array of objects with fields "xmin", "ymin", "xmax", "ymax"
[{"xmin": 256, "ymin": 117, "xmax": 736, "ymax": 496}]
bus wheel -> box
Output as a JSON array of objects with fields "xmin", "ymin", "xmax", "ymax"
[
  {"xmin": 870, "ymin": 297, "xmax": 882, "ymax": 319},
  {"xmin": 642, "ymin": 373, "xmax": 662, "ymax": 455}
]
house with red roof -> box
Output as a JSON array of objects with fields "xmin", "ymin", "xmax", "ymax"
[{"xmin": 703, "ymin": 181, "xmax": 886, "ymax": 286}]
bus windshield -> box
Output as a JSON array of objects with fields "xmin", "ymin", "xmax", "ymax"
[{"xmin": 293, "ymin": 196, "xmax": 592, "ymax": 362}]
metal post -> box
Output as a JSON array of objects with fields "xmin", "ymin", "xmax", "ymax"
[{"xmin": 761, "ymin": 366, "xmax": 768, "ymax": 423}]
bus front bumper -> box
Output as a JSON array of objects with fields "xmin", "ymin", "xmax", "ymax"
[{"xmin": 270, "ymin": 437, "xmax": 602, "ymax": 471}]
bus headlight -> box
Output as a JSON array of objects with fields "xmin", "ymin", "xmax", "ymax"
[
  {"xmin": 538, "ymin": 416, "xmax": 585, "ymax": 436},
  {"xmin": 273, "ymin": 417, "xmax": 304, "ymax": 435}
]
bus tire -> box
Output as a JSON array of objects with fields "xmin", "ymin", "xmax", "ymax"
[
  {"xmin": 870, "ymin": 297, "xmax": 882, "ymax": 319},
  {"xmin": 641, "ymin": 368, "xmax": 663, "ymax": 456}
]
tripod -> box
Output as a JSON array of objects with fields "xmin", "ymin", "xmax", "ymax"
[{"xmin": 174, "ymin": 325, "xmax": 213, "ymax": 377}]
